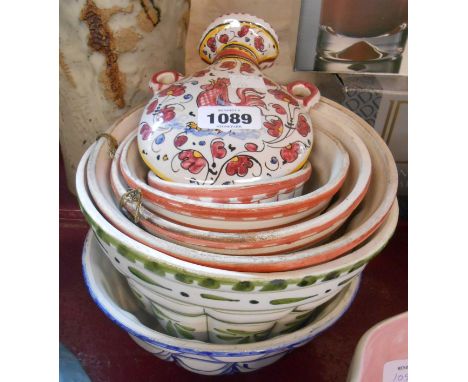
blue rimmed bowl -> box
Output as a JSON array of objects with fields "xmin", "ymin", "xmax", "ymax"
[{"xmin": 83, "ymin": 230, "xmax": 360, "ymax": 375}]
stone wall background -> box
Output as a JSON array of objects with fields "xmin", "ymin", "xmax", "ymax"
[{"xmin": 59, "ymin": 0, "xmax": 189, "ymax": 193}]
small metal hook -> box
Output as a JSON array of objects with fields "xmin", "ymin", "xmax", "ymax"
[{"xmin": 96, "ymin": 133, "xmax": 119, "ymax": 159}]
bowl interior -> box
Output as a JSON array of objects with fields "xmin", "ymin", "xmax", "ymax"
[
  {"xmin": 104, "ymin": 112, "xmax": 365, "ymax": 258},
  {"xmin": 132, "ymin": 130, "xmax": 332, "ymax": 196},
  {"xmin": 78, "ymin": 142, "xmax": 399, "ymax": 285},
  {"xmin": 113, "ymin": 159, "xmax": 345, "ymax": 255},
  {"xmin": 116, "ymin": 127, "xmax": 350, "ymax": 240},
  {"xmin": 311, "ymin": 100, "xmax": 397, "ymax": 235},
  {"xmin": 123, "ymin": 117, "xmax": 357, "ymax": 216},
  {"xmin": 83, "ymin": 228, "xmax": 361, "ymax": 354},
  {"xmin": 354, "ymin": 313, "xmax": 408, "ymax": 382},
  {"xmin": 84, "ymin": 97, "xmax": 396, "ymax": 273}
]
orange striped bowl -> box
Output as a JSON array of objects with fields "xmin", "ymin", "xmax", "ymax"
[
  {"xmin": 113, "ymin": 127, "xmax": 351, "ymax": 255},
  {"xmin": 146, "ymin": 153, "xmax": 312, "ymax": 204},
  {"xmin": 118, "ymin": 110, "xmax": 351, "ymax": 232},
  {"xmin": 84, "ymin": 97, "xmax": 397, "ymax": 272}
]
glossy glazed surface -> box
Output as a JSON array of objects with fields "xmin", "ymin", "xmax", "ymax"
[
  {"xmin": 116, "ymin": 129, "xmax": 347, "ymax": 255},
  {"xmin": 77, "ymin": 142, "xmax": 399, "ymax": 306},
  {"xmin": 84, "ymin": 97, "xmax": 395, "ymax": 272},
  {"xmin": 60, "ymin": 186, "xmax": 407, "ymax": 382},
  {"xmin": 82, "ymin": 233, "xmax": 360, "ymax": 374},
  {"xmin": 145, "ymin": 151, "xmax": 312, "ymax": 204},
  {"xmin": 347, "ymin": 312, "xmax": 408, "ymax": 382},
  {"xmin": 138, "ymin": 14, "xmax": 318, "ymax": 185},
  {"xmin": 125, "ymin": 107, "xmax": 348, "ymax": 231}
]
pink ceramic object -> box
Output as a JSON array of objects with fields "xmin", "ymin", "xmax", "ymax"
[
  {"xmin": 138, "ymin": 14, "xmax": 320, "ymax": 186},
  {"xmin": 347, "ymin": 312, "xmax": 408, "ymax": 382}
]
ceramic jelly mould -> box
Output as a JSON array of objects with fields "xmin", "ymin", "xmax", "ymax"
[{"xmin": 138, "ymin": 13, "xmax": 320, "ymax": 186}]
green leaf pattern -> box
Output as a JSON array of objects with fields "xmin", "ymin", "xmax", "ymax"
[
  {"xmin": 214, "ymin": 327, "xmax": 272, "ymax": 344},
  {"xmin": 80, "ymin": 207, "xmax": 379, "ymax": 291},
  {"xmin": 152, "ymin": 305, "xmax": 196, "ymax": 340}
]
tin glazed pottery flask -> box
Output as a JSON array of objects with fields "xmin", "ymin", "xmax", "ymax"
[{"xmin": 138, "ymin": 14, "xmax": 320, "ymax": 186}]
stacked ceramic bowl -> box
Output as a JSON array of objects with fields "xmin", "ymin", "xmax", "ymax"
[{"xmin": 78, "ymin": 97, "xmax": 398, "ymax": 375}]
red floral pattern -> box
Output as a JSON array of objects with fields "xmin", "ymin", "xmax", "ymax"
[
  {"xmin": 244, "ymin": 143, "xmax": 258, "ymax": 152},
  {"xmin": 280, "ymin": 143, "xmax": 301, "ymax": 163},
  {"xmin": 158, "ymin": 105, "xmax": 176, "ymax": 122},
  {"xmin": 296, "ymin": 114, "xmax": 311, "ymax": 137},
  {"xmin": 211, "ymin": 141, "xmax": 227, "ymax": 159},
  {"xmin": 200, "ymin": 77, "xmax": 231, "ymax": 91},
  {"xmin": 207, "ymin": 37, "xmax": 217, "ymax": 52},
  {"xmin": 268, "ymin": 89, "xmax": 299, "ymax": 106},
  {"xmin": 140, "ymin": 123, "xmax": 152, "ymax": 140},
  {"xmin": 263, "ymin": 78, "xmax": 276, "ymax": 87},
  {"xmin": 193, "ymin": 69, "xmax": 210, "ymax": 77},
  {"xmin": 174, "ymin": 135, "xmax": 188, "ymax": 148},
  {"xmin": 218, "ymin": 34, "xmax": 229, "ymax": 44},
  {"xmin": 146, "ymin": 99, "xmax": 158, "ymax": 114},
  {"xmin": 219, "ymin": 61, "xmax": 236, "ymax": 70},
  {"xmin": 159, "ymin": 84, "xmax": 186, "ymax": 97},
  {"xmin": 179, "ymin": 150, "xmax": 207, "ymax": 174},
  {"xmin": 226, "ymin": 156, "xmax": 254, "ymax": 177},
  {"xmin": 240, "ymin": 62, "xmax": 254, "ymax": 74},
  {"xmin": 254, "ymin": 36, "xmax": 265, "ymax": 52},
  {"xmin": 272, "ymin": 103, "xmax": 286, "ymax": 115},
  {"xmin": 264, "ymin": 117, "xmax": 283, "ymax": 138},
  {"xmin": 238, "ymin": 25, "xmax": 249, "ymax": 37}
]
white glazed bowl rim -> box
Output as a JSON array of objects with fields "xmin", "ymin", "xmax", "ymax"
[
  {"xmin": 82, "ymin": 230, "xmax": 360, "ymax": 356},
  {"xmin": 85, "ymin": 98, "xmax": 395, "ymax": 270},
  {"xmin": 77, "ymin": 142, "xmax": 398, "ymax": 282},
  {"xmin": 120, "ymin": 106, "xmax": 357, "ymax": 213},
  {"xmin": 116, "ymin": 127, "xmax": 349, "ymax": 246}
]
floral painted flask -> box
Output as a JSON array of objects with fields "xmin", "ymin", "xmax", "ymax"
[{"xmin": 138, "ymin": 13, "xmax": 320, "ymax": 186}]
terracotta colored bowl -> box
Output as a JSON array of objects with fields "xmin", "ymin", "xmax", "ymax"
[
  {"xmin": 146, "ymin": 154, "xmax": 312, "ymax": 204},
  {"xmin": 347, "ymin": 312, "xmax": 408, "ymax": 382},
  {"xmin": 113, "ymin": 128, "xmax": 349, "ymax": 255},
  {"xmin": 118, "ymin": 110, "xmax": 352, "ymax": 232},
  {"xmin": 78, "ymin": 142, "xmax": 398, "ymax": 310},
  {"xmin": 79, "ymin": 137, "xmax": 398, "ymax": 343},
  {"xmin": 98, "ymin": 104, "xmax": 369, "ymax": 259},
  {"xmin": 121, "ymin": 126, "xmax": 347, "ymax": 232},
  {"xmin": 85, "ymin": 97, "xmax": 396, "ymax": 272}
]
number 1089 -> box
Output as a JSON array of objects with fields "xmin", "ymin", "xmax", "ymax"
[{"xmin": 207, "ymin": 113, "xmax": 252, "ymax": 125}]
